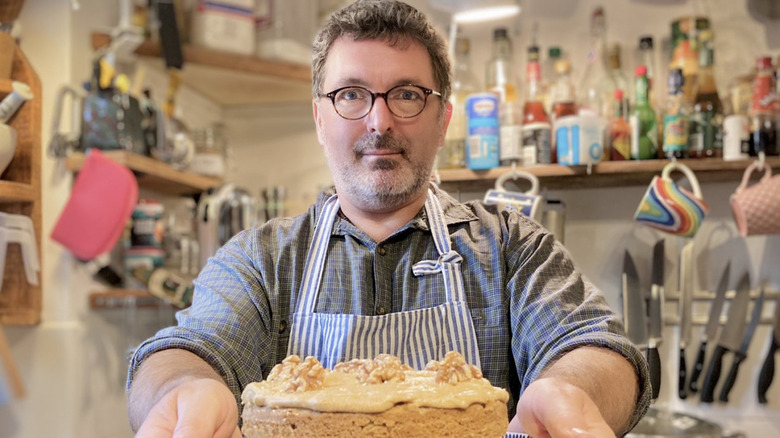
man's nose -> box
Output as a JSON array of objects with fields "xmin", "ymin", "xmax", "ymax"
[{"xmin": 365, "ymin": 96, "xmax": 394, "ymax": 134}]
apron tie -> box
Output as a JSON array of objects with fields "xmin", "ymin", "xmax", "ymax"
[{"xmin": 412, "ymin": 250, "xmax": 463, "ymax": 276}]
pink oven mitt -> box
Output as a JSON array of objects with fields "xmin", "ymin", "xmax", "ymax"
[{"xmin": 51, "ymin": 150, "xmax": 138, "ymax": 261}]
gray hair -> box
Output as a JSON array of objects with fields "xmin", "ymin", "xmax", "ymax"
[{"xmin": 312, "ymin": 0, "xmax": 451, "ymax": 107}]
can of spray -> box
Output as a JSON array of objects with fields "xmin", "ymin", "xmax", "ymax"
[{"xmin": 465, "ymin": 93, "xmax": 500, "ymax": 170}]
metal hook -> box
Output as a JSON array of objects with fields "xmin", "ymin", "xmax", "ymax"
[{"xmin": 758, "ymin": 151, "xmax": 766, "ymax": 170}]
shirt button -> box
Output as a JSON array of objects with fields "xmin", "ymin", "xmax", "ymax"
[
  {"xmin": 279, "ymin": 320, "xmax": 288, "ymax": 333},
  {"xmin": 376, "ymin": 306, "xmax": 387, "ymax": 315},
  {"xmin": 377, "ymin": 246, "xmax": 387, "ymax": 256}
]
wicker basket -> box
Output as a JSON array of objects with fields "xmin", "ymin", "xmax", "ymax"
[{"xmin": 0, "ymin": 0, "xmax": 25, "ymax": 24}]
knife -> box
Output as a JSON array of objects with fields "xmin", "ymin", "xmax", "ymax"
[
  {"xmin": 719, "ymin": 286, "xmax": 765, "ymax": 402},
  {"xmin": 700, "ymin": 273, "xmax": 752, "ymax": 403},
  {"xmin": 648, "ymin": 239, "xmax": 665, "ymax": 400},
  {"xmin": 758, "ymin": 294, "xmax": 780, "ymax": 404},
  {"xmin": 622, "ymin": 251, "xmax": 648, "ymax": 349},
  {"xmin": 689, "ymin": 262, "xmax": 730, "ymax": 394},
  {"xmin": 678, "ymin": 240, "xmax": 694, "ymax": 400}
]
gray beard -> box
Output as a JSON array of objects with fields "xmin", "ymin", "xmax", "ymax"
[{"xmin": 329, "ymin": 133, "xmax": 432, "ymax": 211}]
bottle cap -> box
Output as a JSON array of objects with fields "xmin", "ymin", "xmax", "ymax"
[
  {"xmin": 667, "ymin": 68, "xmax": 685, "ymax": 92},
  {"xmin": 554, "ymin": 59, "xmax": 571, "ymax": 75},
  {"xmin": 527, "ymin": 45, "xmax": 540, "ymax": 61},
  {"xmin": 756, "ymin": 56, "xmax": 773, "ymax": 70},
  {"xmin": 635, "ymin": 65, "xmax": 647, "ymax": 77},
  {"xmin": 615, "ymin": 89, "xmax": 624, "ymax": 100},
  {"xmin": 639, "ymin": 36, "xmax": 653, "ymax": 50},
  {"xmin": 494, "ymin": 28, "xmax": 508, "ymax": 39},
  {"xmin": 548, "ymin": 46, "xmax": 561, "ymax": 58}
]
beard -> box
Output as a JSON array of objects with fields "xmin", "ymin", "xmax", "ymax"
[{"xmin": 327, "ymin": 133, "xmax": 433, "ymax": 212}]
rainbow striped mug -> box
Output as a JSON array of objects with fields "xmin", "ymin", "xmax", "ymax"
[{"xmin": 634, "ymin": 162, "xmax": 709, "ymax": 237}]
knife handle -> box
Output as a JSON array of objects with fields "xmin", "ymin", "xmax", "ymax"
[
  {"xmin": 689, "ymin": 340, "xmax": 707, "ymax": 393},
  {"xmin": 678, "ymin": 348, "xmax": 687, "ymax": 400},
  {"xmin": 718, "ymin": 353, "xmax": 746, "ymax": 403},
  {"xmin": 700, "ymin": 344, "xmax": 727, "ymax": 403},
  {"xmin": 758, "ymin": 334, "xmax": 779, "ymax": 404},
  {"xmin": 648, "ymin": 346, "xmax": 661, "ymax": 400}
]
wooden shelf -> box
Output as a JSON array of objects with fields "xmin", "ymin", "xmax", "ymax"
[
  {"xmin": 65, "ymin": 151, "xmax": 221, "ymax": 196},
  {"xmin": 89, "ymin": 290, "xmax": 163, "ymax": 309},
  {"xmin": 437, "ymin": 157, "xmax": 780, "ymax": 192},
  {"xmin": 91, "ymin": 32, "xmax": 312, "ymax": 106},
  {"xmin": 0, "ymin": 181, "xmax": 36, "ymax": 202}
]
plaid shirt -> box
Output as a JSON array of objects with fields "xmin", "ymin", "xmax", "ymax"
[{"xmin": 128, "ymin": 185, "xmax": 651, "ymax": 428}]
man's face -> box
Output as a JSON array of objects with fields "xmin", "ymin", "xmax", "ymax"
[{"xmin": 313, "ymin": 37, "xmax": 450, "ymax": 213}]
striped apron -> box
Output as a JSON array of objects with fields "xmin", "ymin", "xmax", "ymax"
[{"xmin": 286, "ymin": 188, "xmax": 481, "ymax": 370}]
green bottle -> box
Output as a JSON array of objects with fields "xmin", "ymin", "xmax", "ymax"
[{"xmin": 629, "ymin": 65, "xmax": 658, "ymax": 159}]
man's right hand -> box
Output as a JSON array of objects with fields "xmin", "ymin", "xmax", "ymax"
[{"xmin": 135, "ymin": 378, "xmax": 242, "ymax": 438}]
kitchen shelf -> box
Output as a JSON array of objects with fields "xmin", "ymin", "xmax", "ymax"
[
  {"xmin": 65, "ymin": 151, "xmax": 221, "ymax": 196},
  {"xmin": 0, "ymin": 181, "xmax": 36, "ymax": 202},
  {"xmin": 91, "ymin": 32, "xmax": 312, "ymax": 106},
  {"xmin": 437, "ymin": 157, "xmax": 780, "ymax": 192},
  {"xmin": 89, "ymin": 289, "xmax": 164, "ymax": 309}
]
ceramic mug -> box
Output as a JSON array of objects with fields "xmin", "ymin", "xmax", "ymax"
[
  {"xmin": 634, "ymin": 162, "xmax": 709, "ymax": 237},
  {"xmin": 0, "ymin": 124, "xmax": 17, "ymax": 175},
  {"xmin": 730, "ymin": 162, "xmax": 780, "ymax": 236},
  {"xmin": 483, "ymin": 170, "xmax": 543, "ymax": 222}
]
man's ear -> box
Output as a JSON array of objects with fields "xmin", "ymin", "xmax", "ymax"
[{"xmin": 313, "ymin": 99, "xmax": 326, "ymax": 146}]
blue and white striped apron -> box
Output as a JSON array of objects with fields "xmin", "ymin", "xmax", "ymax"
[{"xmin": 286, "ymin": 188, "xmax": 481, "ymax": 370}]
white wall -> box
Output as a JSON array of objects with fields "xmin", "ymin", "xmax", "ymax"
[{"xmin": 0, "ymin": 0, "xmax": 778, "ymax": 437}]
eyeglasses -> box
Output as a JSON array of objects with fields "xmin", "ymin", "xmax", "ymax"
[{"xmin": 320, "ymin": 84, "xmax": 442, "ymax": 120}]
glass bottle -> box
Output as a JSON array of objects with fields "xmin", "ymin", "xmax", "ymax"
[
  {"xmin": 521, "ymin": 45, "xmax": 552, "ymax": 165},
  {"xmin": 747, "ymin": 56, "xmax": 780, "ymax": 156},
  {"xmin": 603, "ymin": 43, "xmax": 630, "ymax": 114},
  {"xmin": 440, "ymin": 36, "xmax": 478, "ymax": 169},
  {"xmin": 662, "ymin": 69, "xmax": 691, "ymax": 159},
  {"xmin": 486, "ymin": 27, "xmax": 518, "ymax": 104},
  {"xmin": 578, "ymin": 7, "xmax": 616, "ymax": 117},
  {"xmin": 551, "ymin": 59, "xmax": 578, "ymax": 121},
  {"xmin": 636, "ymin": 36, "xmax": 658, "ymax": 110},
  {"xmin": 689, "ymin": 31, "xmax": 723, "ymax": 158},
  {"xmin": 629, "ymin": 65, "xmax": 658, "ymax": 160},
  {"xmin": 542, "ymin": 46, "xmax": 563, "ymax": 113},
  {"xmin": 609, "ymin": 89, "xmax": 631, "ymax": 160}
]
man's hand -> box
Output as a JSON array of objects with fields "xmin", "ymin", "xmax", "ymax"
[
  {"xmin": 135, "ymin": 378, "xmax": 242, "ymax": 438},
  {"xmin": 508, "ymin": 377, "xmax": 616, "ymax": 438}
]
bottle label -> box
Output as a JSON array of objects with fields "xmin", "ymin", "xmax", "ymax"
[
  {"xmin": 500, "ymin": 124, "xmax": 523, "ymax": 163},
  {"xmin": 629, "ymin": 114, "xmax": 658, "ymax": 159},
  {"xmin": 610, "ymin": 130, "xmax": 630, "ymax": 160},
  {"xmin": 663, "ymin": 113, "xmax": 689, "ymax": 152},
  {"xmin": 751, "ymin": 74, "xmax": 780, "ymax": 114},
  {"xmin": 521, "ymin": 122, "xmax": 552, "ymax": 165}
]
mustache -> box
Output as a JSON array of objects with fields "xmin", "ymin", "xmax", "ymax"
[{"xmin": 354, "ymin": 133, "xmax": 406, "ymax": 155}]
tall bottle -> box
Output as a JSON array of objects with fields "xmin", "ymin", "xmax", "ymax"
[
  {"xmin": 440, "ymin": 36, "xmax": 479, "ymax": 169},
  {"xmin": 662, "ymin": 69, "xmax": 691, "ymax": 159},
  {"xmin": 549, "ymin": 59, "xmax": 577, "ymax": 163},
  {"xmin": 629, "ymin": 65, "xmax": 658, "ymax": 159},
  {"xmin": 689, "ymin": 30, "xmax": 723, "ymax": 158},
  {"xmin": 486, "ymin": 28, "xmax": 518, "ymax": 104},
  {"xmin": 579, "ymin": 7, "xmax": 616, "ymax": 117},
  {"xmin": 747, "ymin": 56, "xmax": 780, "ymax": 156},
  {"xmin": 604, "ymin": 43, "xmax": 630, "ymax": 112},
  {"xmin": 608, "ymin": 89, "xmax": 631, "ymax": 160},
  {"xmin": 542, "ymin": 46, "xmax": 563, "ymax": 113},
  {"xmin": 521, "ymin": 45, "xmax": 552, "ymax": 165},
  {"xmin": 636, "ymin": 36, "xmax": 658, "ymax": 110}
]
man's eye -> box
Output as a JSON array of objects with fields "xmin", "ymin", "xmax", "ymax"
[
  {"xmin": 393, "ymin": 88, "xmax": 422, "ymax": 101},
  {"xmin": 339, "ymin": 89, "xmax": 365, "ymax": 101}
]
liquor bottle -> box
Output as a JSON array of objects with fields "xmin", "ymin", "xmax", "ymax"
[
  {"xmin": 636, "ymin": 36, "xmax": 658, "ymax": 110},
  {"xmin": 521, "ymin": 45, "xmax": 552, "ymax": 165},
  {"xmin": 549, "ymin": 59, "xmax": 577, "ymax": 163},
  {"xmin": 499, "ymin": 101, "xmax": 523, "ymax": 166},
  {"xmin": 578, "ymin": 7, "xmax": 616, "ymax": 117},
  {"xmin": 486, "ymin": 27, "xmax": 518, "ymax": 104},
  {"xmin": 662, "ymin": 69, "xmax": 691, "ymax": 159},
  {"xmin": 440, "ymin": 36, "xmax": 478, "ymax": 169},
  {"xmin": 629, "ymin": 65, "xmax": 658, "ymax": 159},
  {"xmin": 689, "ymin": 30, "xmax": 723, "ymax": 158},
  {"xmin": 608, "ymin": 89, "xmax": 631, "ymax": 160},
  {"xmin": 603, "ymin": 43, "xmax": 630, "ymax": 114},
  {"xmin": 747, "ymin": 56, "xmax": 780, "ymax": 156},
  {"xmin": 542, "ymin": 46, "xmax": 563, "ymax": 113}
]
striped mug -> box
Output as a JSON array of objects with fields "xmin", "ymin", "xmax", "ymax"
[{"xmin": 634, "ymin": 162, "xmax": 709, "ymax": 237}]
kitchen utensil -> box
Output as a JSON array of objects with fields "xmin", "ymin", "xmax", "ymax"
[
  {"xmin": 626, "ymin": 407, "xmax": 745, "ymax": 438},
  {"xmin": 678, "ymin": 240, "xmax": 694, "ymax": 399},
  {"xmin": 689, "ymin": 262, "xmax": 730, "ymax": 393},
  {"xmin": 719, "ymin": 286, "xmax": 765, "ymax": 402},
  {"xmin": 634, "ymin": 162, "xmax": 709, "ymax": 237},
  {"xmin": 48, "ymin": 84, "xmax": 85, "ymax": 158},
  {"xmin": 51, "ymin": 149, "xmax": 139, "ymax": 261},
  {"xmin": 648, "ymin": 239, "xmax": 665, "ymax": 400},
  {"xmin": 758, "ymin": 294, "xmax": 780, "ymax": 403},
  {"xmin": 0, "ymin": 81, "xmax": 33, "ymax": 123},
  {"xmin": 622, "ymin": 250, "xmax": 648, "ymax": 349},
  {"xmin": 197, "ymin": 184, "xmax": 257, "ymax": 269},
  {"xmin": 700, "ymin": 273, "xmax": 752, "ymax": 403}
]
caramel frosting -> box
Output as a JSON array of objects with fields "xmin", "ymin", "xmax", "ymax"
[{"xmin": 241, "ymin": 352, "xmax": 509, "ymax": 413}]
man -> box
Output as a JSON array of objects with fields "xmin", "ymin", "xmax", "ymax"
[{"xmin": 127, "ymin": 1, "xmax": 650, "ymax": 437}]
